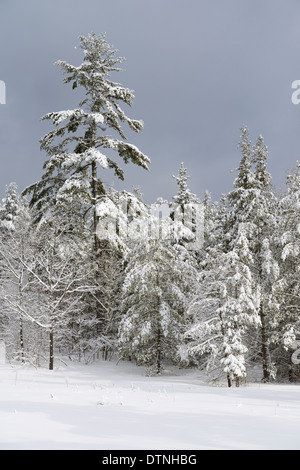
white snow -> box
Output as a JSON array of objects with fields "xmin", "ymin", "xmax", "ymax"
[
  {"xmin": 85, "ymin": 148, "xmax": 108, "ymax": 168},
  {"xmin": 0, "ymin": 360, "xmax": 300, "ymax": 450}
]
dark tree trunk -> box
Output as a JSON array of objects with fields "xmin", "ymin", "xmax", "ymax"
[
  {"xmin": 91, "ymin": 160, "xmax": 101, "ymax": 256},
  {"xmin": 260, "ymin": 301, "xmax": 270, "ymax": 383},
  {"xmin": 19, "ymin": 315, "xmax": 25, "ymax": 364},
  {"xmin": 156, "ymin": 325, "xmax": 162, "ymax": 375},
  {"xmin": 49, "ymin": 326, "xmax": 54, "ymax": 370}
]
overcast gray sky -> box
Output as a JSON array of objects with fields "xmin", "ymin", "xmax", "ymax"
[{"xmin": 1, "ymin": 0, "xmax": 300, "ymax": 204}]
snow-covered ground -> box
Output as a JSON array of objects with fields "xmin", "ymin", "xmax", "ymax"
[{"xmin": 0, "ymin": 359, "xmax": 300, "ymax": 450}]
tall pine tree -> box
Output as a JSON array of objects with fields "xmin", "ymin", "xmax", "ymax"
[{"xmin": 24, "ymin": 32, "xmax": 150, "ymax": 255}]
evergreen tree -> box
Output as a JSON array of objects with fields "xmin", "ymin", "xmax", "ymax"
[
  {"xmin": 172, "ymin": 162, "xmax": 199, "ymax": 208},
  {"xmin": 227, "ymin": 128, "xmax": 279, "ymax": 382},
  {"xmin": 271, "ymin": 163, "xmax": 300, "ymax": 380},
  {"xmin": 23, "ymin": 33, "xmax": 150, "ymax": 347},
  {"xmin": 0, "ymin": 183, "xmax": 24, "ymax": 231},
  {"xmin": 171, "ymin": 162, "xmax": 203, "ymax": 253},
  {"xmin": 119, "ymin": 235, "xmax": 196, "ymax": 375},
  {"xmin": 185, "ymin": 197, "xmax": 260, "ymax": 386}
]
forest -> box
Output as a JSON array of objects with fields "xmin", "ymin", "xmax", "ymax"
[{"xmin": 1, "ymin": 32, "xmax": 300, "ymax": 387}]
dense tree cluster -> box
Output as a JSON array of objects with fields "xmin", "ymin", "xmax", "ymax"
[{"xmin": 1, "ymin": 34, "xmax": 300, "ymax": 385}]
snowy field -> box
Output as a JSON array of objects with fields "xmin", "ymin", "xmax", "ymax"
[{"xmin": 0, "ymin": 359, "xmax": 300, "ymax": 450}]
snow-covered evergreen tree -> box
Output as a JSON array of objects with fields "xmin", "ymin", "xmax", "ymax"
[
  {"xmin": 185, "ymin": 196, "xmax": 260, "ymax": 386},
  {"xmin": 271, "ymin": 163, "xmax": 300, "ymax": 380},
  {"xmin": 170, "ymin": 163, "xmax": 203, "ymax": 254},
  {"xmin": 21, "ymin": 33, "xmax": 151, "ymax": 355},
  {"xmin": 0, "ymin": 183, "xmax": 24, "ymax": 231},
  {"xmin": 119, "ymin": 235, "xmax": 196, "ymax": 375},
  {"xmin": 172, "ymin": 163, "xmax": 199, "ymax": 208},
  {"xmin": 24, "ymin": 32, "xmax": 150, "ymax": 254},
  {"xmin": 227, "ymin": 127, "xmax": 279, "ymax": 382},
  {"xmin": 185, "ymin": 128, "xmax": 279, "ymax": 385}
]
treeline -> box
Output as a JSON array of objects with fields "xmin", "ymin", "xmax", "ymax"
[{"xmin": 0, "ymin": 33, "xmax": 299, "ymax": 386}]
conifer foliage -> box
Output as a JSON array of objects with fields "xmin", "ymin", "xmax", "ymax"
[
  {"xmin": 0, "ymin": 34, "xmax": 299, "ymax": 385},
  {"xmin": 24, "ymin": 32, "xmax": 150, "ymax": 251},
  {"xmin": 119, "ymin": 238, "xmax": 195, "ymax": 375}
]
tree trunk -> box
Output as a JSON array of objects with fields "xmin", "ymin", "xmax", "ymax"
[
  {"xmin": 91, "ymin": 160, "xmax": 101, "ymax": 256},
  {"xmin": 219, "ymin": 310, "xmax": 232, "ymax": 388},
  {"xmin": 288, "ymin": 352, "xmax": 298, "ymax": 383},
  {"xmin": 18, "ymin": 274, "xmax": 25, "ymax": 364},
  {"xmin": 260, "ymin": 301, "xmax": 270, "ymax": 383},
  {"xmin": 49, "ymin": 326, "xmax": 54, "ymax": 370},
  {"xmin": 156, "ymin": 326, "xmax": 162, "ymax": 375},
  {"xmin": 19, "ymin": 315, "xmax": 25, "ymax": 364}
]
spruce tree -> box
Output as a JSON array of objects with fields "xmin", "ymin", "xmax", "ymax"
[
  {"xmin": 119, "ymin": 232, "xmax": 196, "ymax": 375},
  {"xmin": 185, "ymin": 196, "xmax": 260, "ymax": 387},
  {"xmin": 227, "ymin": 127, "xmax": 279, "ymax": 382},
  {"xmin": 272, "ymin": 163, "xmax": 300, "ymax": 380},
  {"xmin": 171, "ymin": 163, "xmax": 203, "ymax": 253}
]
